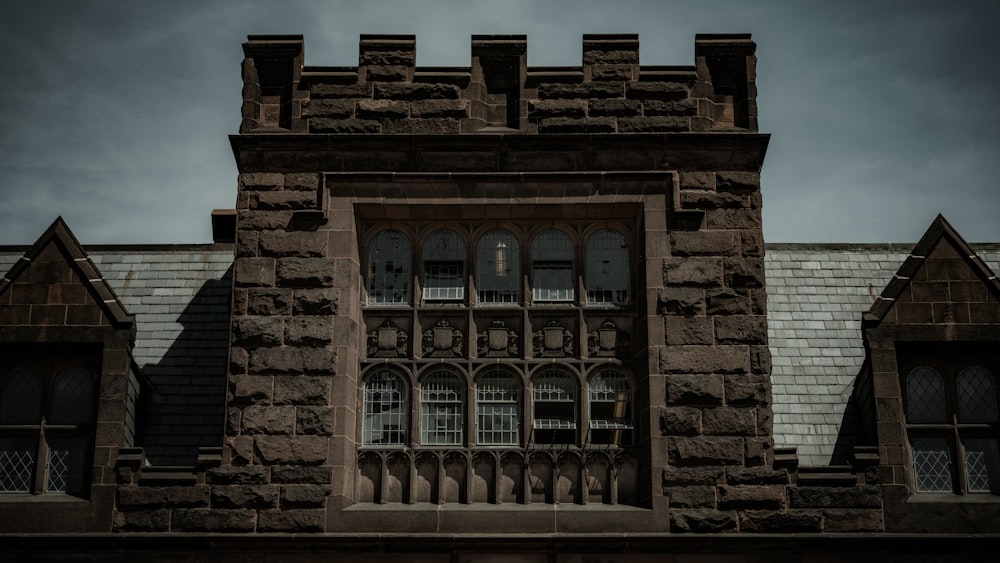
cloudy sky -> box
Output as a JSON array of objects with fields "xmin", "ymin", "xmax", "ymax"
[{"xmin": 1, "ymin": 1, "xmax": 997, "ymax": 245}]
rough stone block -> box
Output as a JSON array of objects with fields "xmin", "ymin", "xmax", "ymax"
[
  {"xmin": 255, "ymin": 435, "xmax": 328, "ymax": 465},
  {"xmin": 171, "ymin": 508, "xmax": 256, "ymax": 532},
  {"xmin": 239, "ymin": 210, "xmax": 293, "ymax": 231},
  {"xmin": 706, "ymin": 208, "xmax": 761, "ymax": 230},
  {"xmin": 659, "ymin": 406, "xmax": 701, "ymax": 436},
  {"xmin": 227, "ymin": 436, "xmax": 254, "ymax": 465},
  {"xmin": 724, "ymin": 374, "xmax": 770, "ymax": 406},
  {"xmin": 356, "ymin": 99, "xmax": 409, "ymax": 119},
  {"xmin": 231, "ymin": 375, "xmax": 272, "ymax": 405},
  {"xmin": 588, "ymin": 99, "xmax": 641, "ymax": 117},
  {"xmin": 643, "ymin": 98, "xmax": 697, "ymax": 116},
  {"xmin": 716, "ymin": 171, "xmax": 760, "ymax": 192},
  {"xmin": 310, "ymin": 117, "xmax": 380, "ymax": 134},
  {"xmin": 280, "ymin": 484, "xmax": 330, "ymax": 508},
  {"xmin": 241, "ymin": 405, "xmax": 296, "ymax": 435},
  {"xmin": 113, "ymin": 509, "xmax": 170, "ymax": 532},
  {"xmin": 259, "ymin": 232, "xmax": 326, "ymax": 257},
  {"xmin": 273, "ymin": 376, "xmax": 329, "ymax": 405},
  {"xmin": 294, "ymin": 288, "xmax": 339, "ymax": 315},
  {"xmin": 662, "ymin": 467, "xmax": 724, "ymax": 487},
  {"xmin": 247, "ymin": 289, "xmax": 293, "ymax": 316},
  {"xmin": 821, "ymin": 508, "xmax": 883, "ymax": 532},
  {"xmin": 702, "ymin": 407, "xmax": 756, "ymax": 436},
  {"xmin": 374, "ymin": 83, "xmax": 459, "ymax": 100},
  {"xmin": 235, "ymin": 258, "xmax": 275, "ymax": 288},
  {"xmin": 538, "ymin": 82, "xmax": 623, "ymax": 99},
  {"xmin": 668, "ymin": 436, "xmax": 744, "ymax": 466},
  {"xmin": 538, "ymin": 117, "xmax": 616, "ymax": 133},
  {"xmin": 670, "ymin": 231, "xmax": 738, "ymax": 256},
  {"xmin": 285, "ymin": 317, "xmax": 333, "ymax": 346},
  {"xmin": 256, "ymin": 191, "xmax": 318, "ymax": 212},
  {"xmin": 664, "ymin": 316, "xmax": 714, "ymax": 345},
  {"xmin": 658, "ymin": 287, "xmax": 706, "ymax": 316},
  {"xmin": 257, "ymin": 509, "xmax": 325, "ymax": 532},
  {"xmin": 714, "ymin": 315, "xmax": 767, "ymax": 344},
  {"xmin": 117, "ymin": 485, "xmax": 210, "ymax": 508},
  {"xmin": 706, "ymin": 288, "xmax": 750, "ymax": 315},
  {"xmin": 206, "ymin": 466, "xmax": 269, "ymax": 485},
  {"xmin": 787, "ymin": 485, "xmax": 882, "ymax": 509},
  {"xmin": 666, "ymin": 374, "xmax": 724, "ymax": 405},
  {"xmin": 239, "ymin": 173, "xmax": 284, "ymax": 191},
  {"xmin": 679, "ymin": 171, "xmax": 715, "ymax": 190},
  {"xmin": 232, "ymin": 316, "xmax": 283, "ymax": 347},
  {"xmin": 680, "ymin": 189, "xmax": 745, "ymax": 209},
  {"xmin": 668, "ymin": 486, "xmax": 716, "ymax": 508},
  {"xmin": 618, "ymin": 116, "xmax": 688, "ymax": 132},
  {"xmin": 211, "ymin": 485, "xmax": 280, "ymax": 509},
  {"xmin": 661, "ymin": 346, "xmax": 749, "ymax": 375},
  {"xmin": 663, "ymin": 257, "xmax": 723, "ymax": 287},
  {"xmin": 739, "ymin": 510, "xmax": 822, "ymax": 533},
  {"xmin": 276, "ymin": 258, "xmax": 336, "ymax": 287},
  {"xmin": 271, "ymin": 466, "xmax": 333, "ymax": 484},
  {"xmin": 749, "ymin": 345, "xmax": 771, "ymax": 375},
  {"xmin": 627, "ymin": 82, "xmax": 688, "ymax": 100},
  {"xmin": 410, "ymin": 99, "xmax": 469, "ymax": 118},
  {"xmin": 724, "ymin": 257, "xmax": 765, "ymax": 288},
  {"xmin": 670, "ymin": 509, "xmax": 737, "ymax": 533},
  {"xmin": 717, "ymin": 485, "xmax": 784, "ymax": 510},
  {"xmin": 302, "ymin": 99, "xmax": 355, "ymax": 119},
  {"xmin": 726, "ymin": 467, "xmax": 789, "ymax": 485},
  {"xmin": 297, "ymin": 406, "xmax": 336, "ymax": 435},
  {"xmin": 311, "ymin": 83, "xmax": 372, "ymax": 99},
  {"xmin": 248, "ymin": 346, "xmax": 336, "ymax": 375},
  {"xmin": 528, "ymin": 99, "xmax": 587, "ymax": 118}
]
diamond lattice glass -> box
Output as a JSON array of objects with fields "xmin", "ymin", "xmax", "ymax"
[
  {"xmin": 0, "ymin": 437, "xmax": 35, "ymax": 492},
  {"xmin": 912, "ymin": 436, "xmax": 952, "ymax": 492},
  {"xmin": 957, "ymin": 367, "xmax": 998, "ymax": 423},
  {"xmin": 963, "ymin": 438, "xmax": 1000, "ymax": 493},
  {"xmin": 906, "ymin": 367, "xmax": 947, "ymax": 423}
]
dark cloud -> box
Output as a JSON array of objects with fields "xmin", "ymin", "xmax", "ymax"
[{"xmin": 1, "ymin": 0, "xmax": 997, "ymax": 244}]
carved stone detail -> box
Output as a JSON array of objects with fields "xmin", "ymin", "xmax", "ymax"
[
  {"xmin": 477, "ymin": 319, "xmax": 519, "ymax": 358},
  {"xmin": 533, "ymin": 320, "xmax": 574, "ymax": 358},
  {"xmin": 422, "ymin": 319, "xmax": 463, "ymax": 358},
  {"xmin": 366, "ymin": 320, "xmax": 408, "ymax": 358},
  {"xmin": 588, "ymin": 319, "xmax": 629, "ymax": 358}
]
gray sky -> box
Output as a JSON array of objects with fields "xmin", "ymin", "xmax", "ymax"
[{"xmin": 1, "ymin": 0, "xmax": 997, "ymax": 245}]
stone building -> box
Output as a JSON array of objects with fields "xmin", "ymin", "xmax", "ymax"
[{"xmin": 0, "ymin": 34, "xmax": 998, "ymax": 561}]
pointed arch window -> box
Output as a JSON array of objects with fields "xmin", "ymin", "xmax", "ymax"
[
  {"xmin": 362, "ymin": 370, "xmax": 409, "ymax": 446},
  {"xmin": 476, "ymin": 371, "xmax": 520, "ymax": 445},
  {"xmin": 423, "ymin": 229, "xmax": 465, "ymax": 302},
  {"xmin": 420, "ymin": 371, "xmax": 464, "ymax": 445},
  {"xmin": 586, "ymin": 230, "xmax": 629, "ymax": 305},
  {"xmin": 477, "ymin": 229, "xmax": 519, "ymax": 305},
  {"xmin": 531, "ymin": 230, "xmax": 574, "ymax": 303},
  {"xmin": 368, "ymin": 230, "xmax": 411, "ymax": 305}
]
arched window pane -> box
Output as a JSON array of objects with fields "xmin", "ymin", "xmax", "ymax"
[
  {"xmin": 423, "ymin": 230, "xmax": 465, "ymax": 301},
  {"xmin": 477, "ymin": 230, "xmax": 519, "ymax": 304},
  {"xmin": 368, "ymin": 230, "xmax": 411, "ymax": 305},
  {"xmin": 532, "ymin": 371, "xmax": 576, "ymax": 444},
  {"xmin": 906, "ymin": 366, "xmax": 947, "ymax": 423},
  {"xmin": 476, "ymin": 371, "xmax": 520, "ymax": 445},
  {"xmin": 586, "ymin": 230, "xmax": 629, "ymax": 305},
  {"xmin": 420, "ymin": 371, "xmax": 464, "ymax": 445},
  {"xmin": 589, "ymin": 370, "xmax": 633, "ymax": 445},
  {"xmin": 363, "ymin": 371, "xmax": 408, "ymax": 445},
  {"xmin": 531, "ymin": 230, "xmax": 574, "ymax": 302},
  {"xmin": 50, "ymin": 368, "xmax": 94, "ymax": 425},
  {"xmin": 1, "ymin": 368, "xmax": 42, "ymax": 424},
  {"xmin": 958, "ymin": 367, "xmax": 998, "ymax": 423}
]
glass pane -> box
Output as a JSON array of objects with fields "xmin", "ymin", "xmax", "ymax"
[
  {"xmin": 1, "ymin": 367, "xmax": 42, "ymax": 424},
  {"xmin": 362, "ymin": 371, "xmax": 408, "ymax": 445},
  {"xmin": 957, "ymin": 367, "xmax": 998, "ymax": 423},
  {"xmin": 368, "ymin": 230, "xmax": 411, "ymax": 305},
  {"xmin": 590, "ymin": 371, "xmax": 633, "ymax": 444},
  {"xmin": 0, "ymin": 436, "xmax": 35, "ymax": 492},
  {"xmin": 531, "ymin": 230, "xmax": 574, "ymax": 302},
  {"xmin": 423, "ymin": 230, "xmax": 465, "ymax": 301},
  {"xmin": 906, "ymin": 367, "xmax": 947, "ymax": 423},
  {"xmin": 420, "ymin": 372, "xmax": 464, "ymax": 445},
  {"xmin": 586, "ymin": 230, "xmax": 629, "ymax": 304},
  {"xmin": 477, "ymin": 372, "xmax": 520, "ymax": 445},
  {"xmin": 964, "ymin": 438, "xmax": 1000, "ymax": 493},
  {"xmin": 477, "ymin": 230, "xmax": 520, "ymax": 304},
  {"xmin": 911, "ymin": 436, "xmax": 953, "ymax": 492},
  {"xmin": 50, "ymin": 368, "xmax": 94, "ymax": 425},
  {"xmin": 45, "ymin": 435, "xmax": 86, "ymax": 493}
]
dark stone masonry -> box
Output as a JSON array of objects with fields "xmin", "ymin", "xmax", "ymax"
[{"xmin": 1, "ymin": 32, "xmax": 999, "ymax": 562}]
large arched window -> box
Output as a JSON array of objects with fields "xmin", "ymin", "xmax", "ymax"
[
  {"xmin": 367, "ymin": 230, "xmax": 411, "ymax": 305},
  {"xmin": 422, "ymin": 229, "xmax": 465, "ymax": 302},
  {"xmin": 476, "ymin": 371, "xmax": 520, "ymax": 445},
  {"xmin": 532, "ymin": 370, "xmax": 577, "ymax": 444},
  {"xmin": 362, "ymin": 370, "xmax": 409, "ymax": 446},
  {"xmin": 585, "ymin": 229, "xmax": 629, "ymax": 305},
  {"xmin": 477, "ymin": 229, "xmax": 519, "ymax": 305},
  {"xmin": 531, "ymin": 230, "xmax": 574, "ymax": 303},
  {"xmin": 420, "ymin": 371, "xmax": 465, "ymax": 445},
  {"xmin": 589, "ymin": 370, "xmax": 633, "ymax": 445}
]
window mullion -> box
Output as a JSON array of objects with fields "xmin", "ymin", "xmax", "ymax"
[{"xmin": 33, "ymin": 422, "xmax": 48, "ymax": 495}]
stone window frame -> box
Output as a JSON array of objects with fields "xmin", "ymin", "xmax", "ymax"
[
  {"xmin": 363, "ymin": 223, "xmax": 634, "ymax": 308},
  {"xmin": 900, "ymin": 349, "xmax": 1000, "ymax": 495},
  {"xmin": 358, "ymin": 363, "xmax": 636, "ymax": 450},
  {"xmin": 0, "ymin": 347, "xmax": 99, "ymax": 497}
]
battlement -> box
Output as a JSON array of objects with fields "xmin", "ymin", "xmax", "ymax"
[{"xmin": 239, "ymin": 33, "xmax": 758, "ymax": 135}]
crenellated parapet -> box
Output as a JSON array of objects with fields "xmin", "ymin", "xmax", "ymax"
[{"xmin": 239, "ymin": 33, "xmax": 758, "ymax": 135}]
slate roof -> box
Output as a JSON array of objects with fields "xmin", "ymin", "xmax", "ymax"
[
  {"xmin": 3, "ymin": 240, "xmax": 998, "ymax": 468},
  {"xmin": 0, "ymin": 244, "xmax": 233, "ymax": 466},
  {"xmin": 766, "ymin": 243, "xmax": 1000, "ymax": 466}
]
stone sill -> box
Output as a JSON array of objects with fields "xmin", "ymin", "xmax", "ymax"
[
  {"xmin": 344, "ymin": 502, "xmax": 649, "ymax": 512},
  {"xmin": 0, "ymin": 493, "xmax": 89, "ymax": 503},
  {"xmin": 905, "ymin": 493, "xmax": 1000, "ymax": 504}
]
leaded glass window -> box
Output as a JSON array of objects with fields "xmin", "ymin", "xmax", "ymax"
[
  {"xmin": 912, "ymin": 437, "xmax": 953, "ymax": 493},
  {"xmin": 420, "ymin": 371, "xmax": 464, "ymax": 445},
  {"xmin": 906, "ymin": 366, "xmax": 946, "ymax": 423},
  {"xmin": 476, "ymin": 371, "xmax": 520, "ymax": 445},
  {"xmin": 532, "ymin": 371, "xmax": 577, "ymax": 444},
  {"xmin": 958, "ymin": 367, "xmax": 999, "ymax": 423},
  {"xmin": 362, "ymin": 370, "xmax": 408, "ymax": 446},
  {"xmin": 585, "ymin": 230, "xmax": 629, "ymax": 305},
  {"xmin": 477, "ymin": 230, "xmax": 520, "ymax": 305},
  {"xmin": 531, "ymin": 230, "xmax": 574, "ymax": 303},
  {"xmin": 423, "ymin": 230, "xmax": 465, "ymax": 302},
  {"xmin": 589, "ymin": 370, "xmax": 633, "ymax": 445},
  {"xmin": 368, "ymin": 230, "xmax": 411, "ymax": 305}
]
